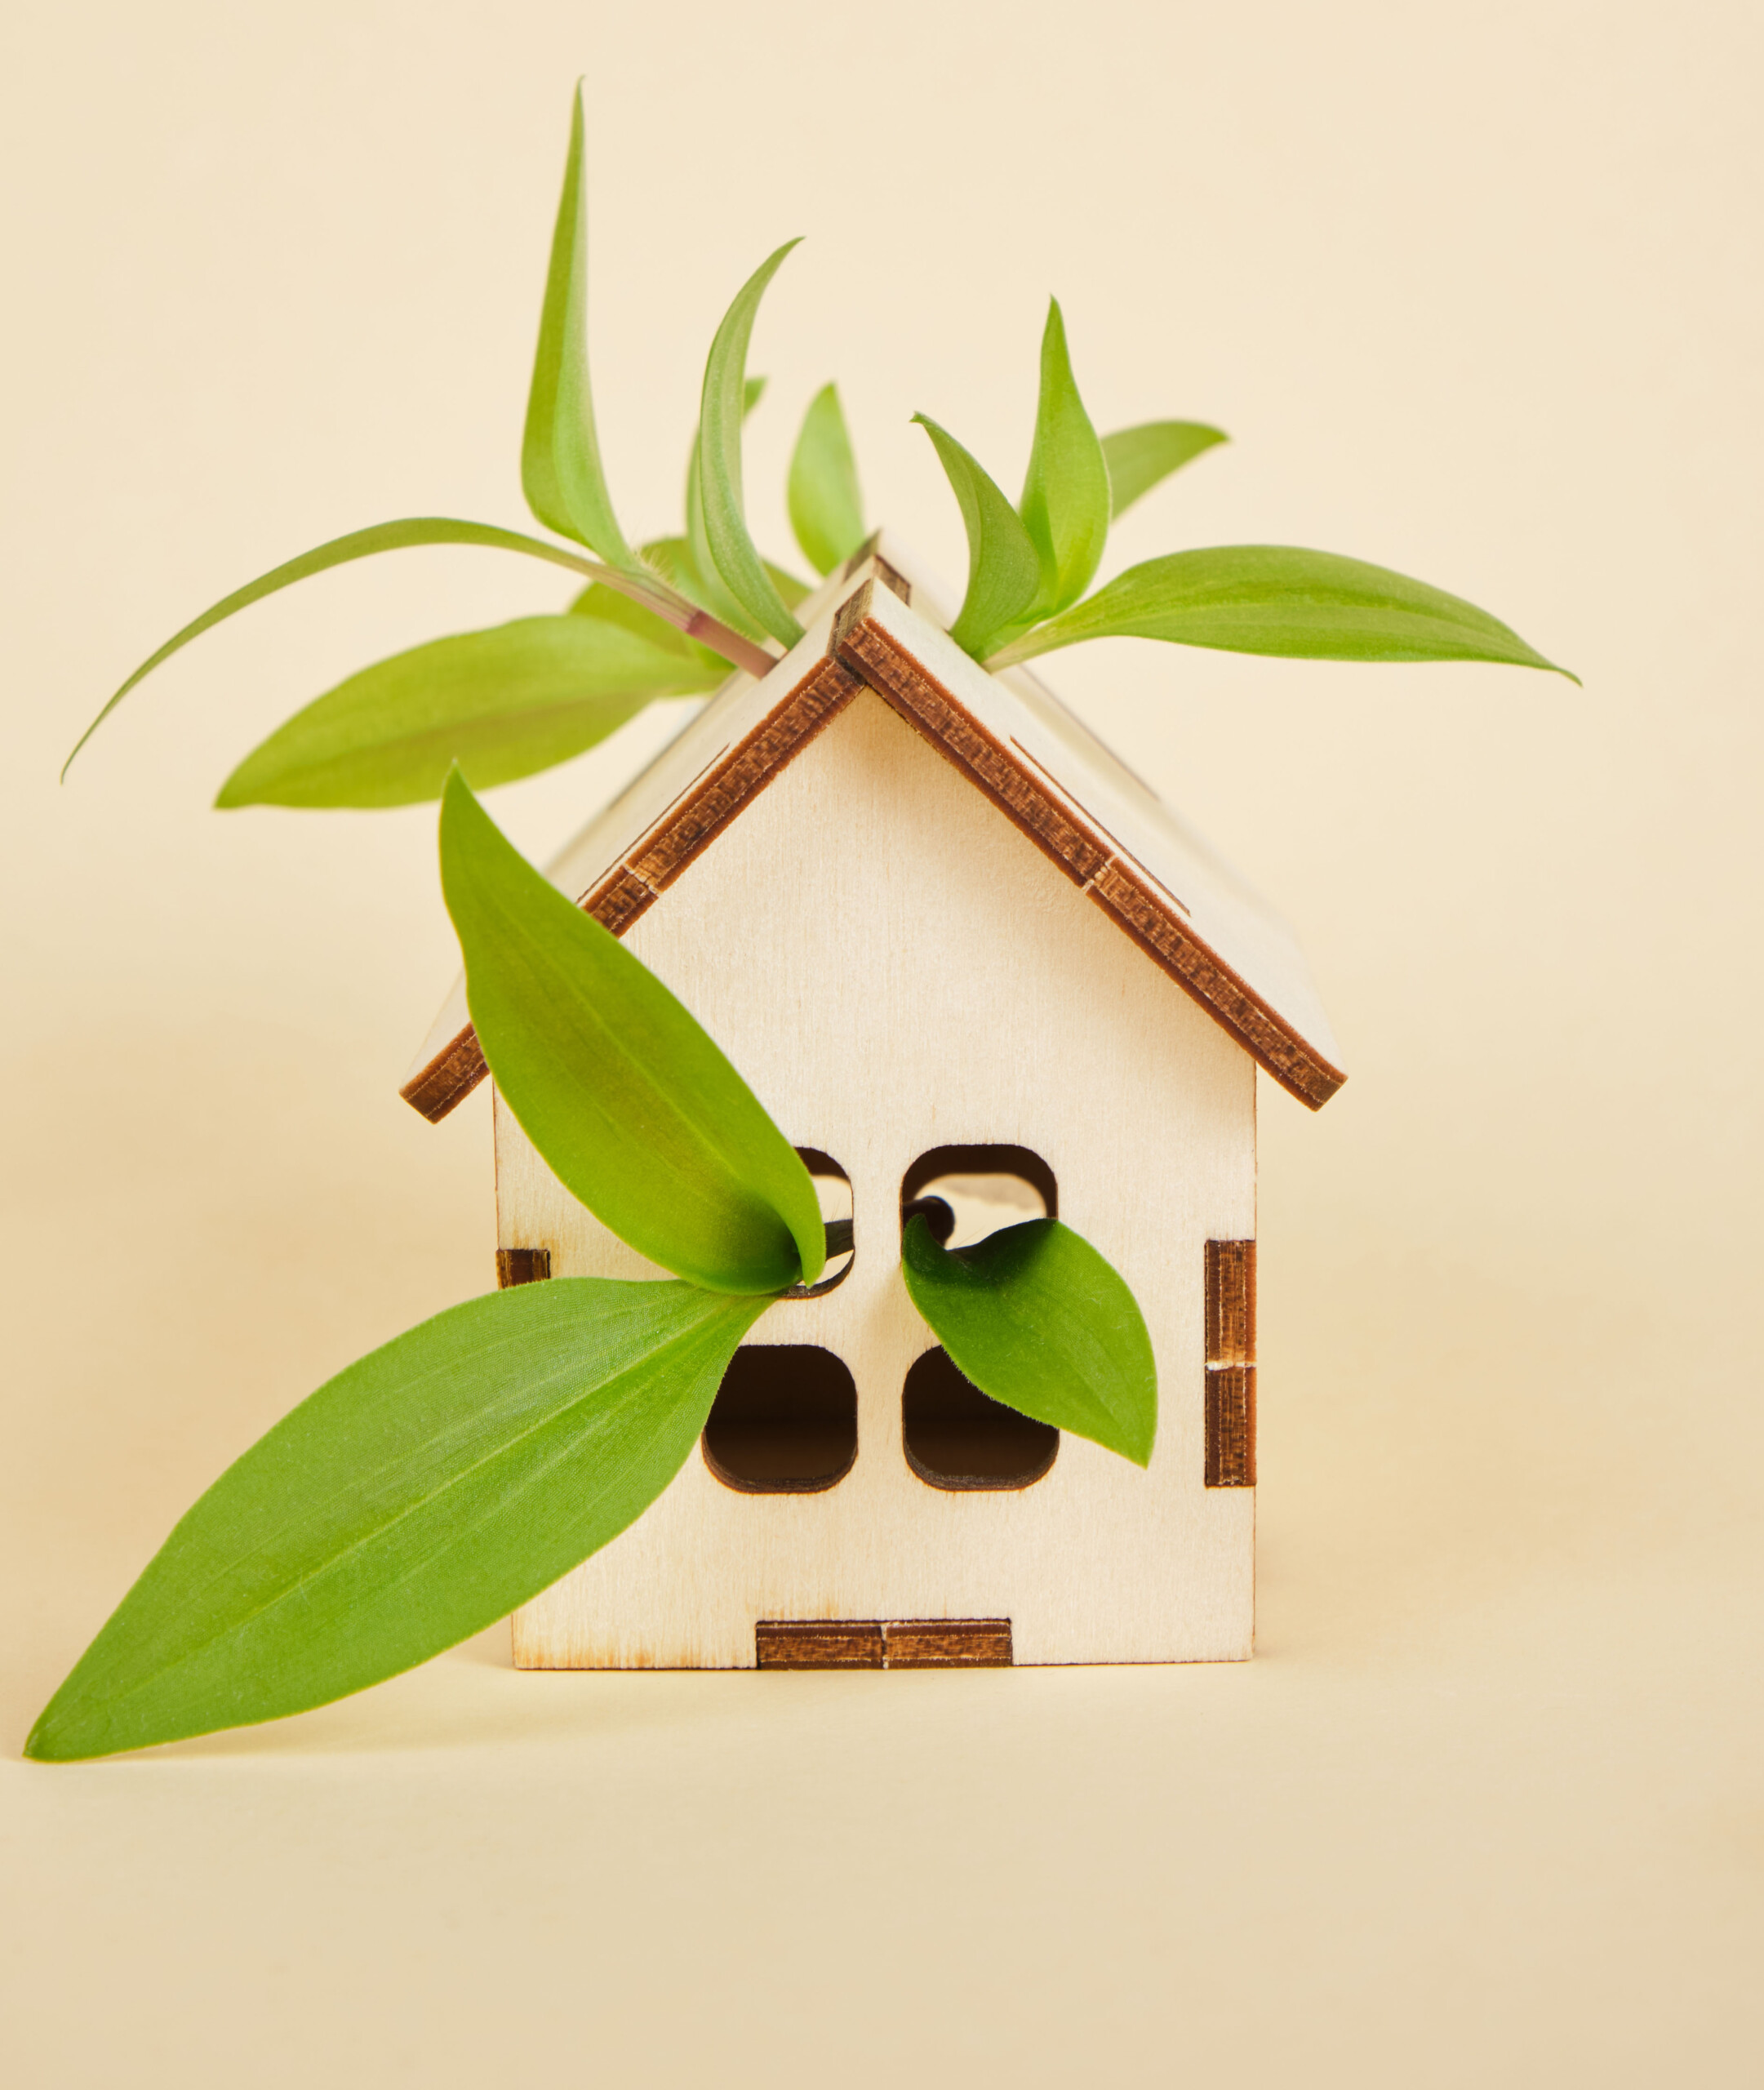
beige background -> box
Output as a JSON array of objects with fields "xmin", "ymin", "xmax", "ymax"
[{"xmin": 2, "ymin": 1, "xmax": 1759, "ymax": 2082}]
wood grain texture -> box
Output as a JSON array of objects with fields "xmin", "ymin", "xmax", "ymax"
[
  {"xmin": 502, "ymin": 687, "xmax": 1258, "ymax": 1670},
  {"xmin": 1205, "ymin": 1367, "xmax": 1257, "ymax": 1489},
  {"xmin": 1206, "ymin": 1239, "xmax": 1257, "ymax": 1365},
  {"xmin": 883, "ymin": 1619, "xmax": 1012, "ymax": 1667},
  {"xmin": 495, "ymin": 1247, "xmax": 551, "ymax": 1289},
  {"xmin": 833, "ymin": 586, "xmax": 1344, "ymax": 1110},
  {"xmin": 756, "ymin": 1621, "xmax": 884, "ymax": 1668},
  {"xmin": 403, "ymin": 543, "xmax": 1344, "ymax": 1124},
  {"xmin": 753, "ymin": 1620, "xmax": 1012, "ymax": 1667}
]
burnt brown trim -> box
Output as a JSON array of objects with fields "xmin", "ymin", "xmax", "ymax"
[
  {"xmin": 833, "ymin": 613, "xmax": 1345, "ymax": 1111},
  {"xmin": 1206, "ymin": 1239, "xmax": 1257, "ymax": 1366},
  {"xmin": 496, "ymin": 1247, "xmax": 552, "ymax": 1288},
  {"xmin": 884, "ymin": 1619, "xmax": 1013, "ymax": 1667},
  {"xmin": 757, "ymin": 1621, "xmax": 884, "ymax": 1668},
  {"xmin": 399, "ymin": 650, "xmax": 865, "ymax": 1124},
  {"xmin": 754, "ymin": 1619, "xmax": 1015, "ymax": 1668},
  {"xmin": 1205, "ymin": 1366, "xmax": 1257, "ymax": 1488},
  {"xmin": 402, "ymin": 1028, "xmax": 490, "ymax": 1124}
]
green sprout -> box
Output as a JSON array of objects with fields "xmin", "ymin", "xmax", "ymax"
[{"xmin": 29, "ymin": 85, "xmax": 1573, "ymax": 1759}]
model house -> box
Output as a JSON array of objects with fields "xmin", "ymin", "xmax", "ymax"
[{"xmin": 402, "ymin": 537, "xmax": 1344, "ymax": 1670}]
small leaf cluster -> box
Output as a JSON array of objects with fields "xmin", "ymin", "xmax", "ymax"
[
  {"xmin": 27, "ymin": 778, "xmax": 1157, "ymax": 1762},
  {"xmin": 915, "ymin": 304, "xmax": 1569, "ymax": 678},
  {"xmin": 63, "ymin": 84, "xmax": 1570, "ymax": 808}
]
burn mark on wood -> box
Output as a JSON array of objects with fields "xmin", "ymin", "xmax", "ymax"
[
  {"xmin": 496, "ymin": 1247, "xmax": 553, "ymax": 1288},
  {"xmin": 756, "ymin": 1621, "xmax": 884, "ymax": 1668},
  {"xmin": 755, "ymin": 1618, "xmax": 1014, "ymax": 1668},
  {"xmin": 1205, "ymin": 1367, "xmax": 1257, "ymax": 1488},
  {"xmin": 832, "ymin": 612, "xmax": 1344, "ymax": 1112}
]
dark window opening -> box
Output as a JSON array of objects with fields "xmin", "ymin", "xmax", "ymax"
[
  {"xmin": 702, "ymin": 1345, "xmax": 858, "ymax": 1494},
  {"xmin": 901, "ymin": 1348, "xmax": 1059, "ymax": 1492},
  {"xmin": 784, "ymin": 1147, "xmax": 855, "ymax": 1297},
  {"xmin": 900, "ymin": 1145, "xmax": 1055, "ymax": 1253}
]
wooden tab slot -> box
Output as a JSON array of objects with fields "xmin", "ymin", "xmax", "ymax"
[
  {"xmin": 1205, "ymin": 1238, "xmax": 1256, "ymax": 1364},
  {"xmin": 1205, "ymin": 1239, "xmax": 1256, "ymax": 1487},
  {"xmin": 883, "ymin": 1619, "xmax": 1013, "ymax": 1667},
  {"xmin": 754, "ymin": 1619, "xmax": 1015, "ymax": 1668},
  {"xmin": 1205, "ymin": 1366, "xmax": 1257, "ymax": 1487},
  {"xmin": 756, "ymin": 1621, "xmax": 884, "ymax": 1668},
  {"xmin": 496, "ymin": 1247, "xmax": 552, "ymax": 1288}
]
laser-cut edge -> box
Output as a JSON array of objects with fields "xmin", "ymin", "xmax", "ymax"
[
  {"xmin": 755, "ymin": 1618, "xmax": 1013, "ymax": 1668},
  {"xmin": 1205, "ymin": 1238, "xmax": 1257, "ymax": 1488},
  {"xmin": 833, "ymin": 600, "xmax": 1345, "ymax": 1111},
  {"xmin": 398, "ymin": 645, "xmax": 864, "ymax": 1121},
  {"xmin": 401, "ymin": 560, "xmax": 1344, "ymax": 1121}
]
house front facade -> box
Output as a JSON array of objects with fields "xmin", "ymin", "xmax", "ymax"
[{"xmin": 405, "ymin": 544, "xmax": 1344, "ymax": 1669}]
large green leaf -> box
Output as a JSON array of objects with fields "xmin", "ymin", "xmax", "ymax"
[
  {"xmin": 216, "ymin": 613, "xmax": 722, "ymax": 811},
  {"xmin": 519, "ymin": 85, "xmax": 636, "ymax": 569},
  {"xmin": 695, "ymin": 243, "xmax": 807, "ymax": 649},
  {"xmin": 902, "ymin": 1216, "xmax": 1157, "ymax": 1467},
  {"xmin": 1018, "ymin": 300, "xmax": 1112, "ymax": 619},
  {"xmin": 988, "ymin": 545, "xmax": 1576, "ymax": 677},
  {"xmin": 62, "ymin": 518, "xmax": 679, "ymax": 780},
  {"xmin": 1100, "ymin": 420, "xmax": 1228, "ymax": 518},
  {"xmin": 441, "ymin": 772, "xmax": 824, "ymax": 1293},
  {"xmin": 913, "ymin": 414, "xmax": 1042, "ymax": 661},
  {"xmin": 25, "ymin": 1278, "xmax": 766, "ymax": 1761},
  {"xmin": 787, "ymin": 384, "xmax": 865, "ymax": 576}
]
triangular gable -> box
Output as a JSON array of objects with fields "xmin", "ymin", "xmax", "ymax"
[{"xmin": 402, "ymin": 538, "xmax": 1345, "ymax": 1121}]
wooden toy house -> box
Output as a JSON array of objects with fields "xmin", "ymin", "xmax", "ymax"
[{"xmin": 402, "ymin": 538, "xmax": 1344, "ymax": 1670}]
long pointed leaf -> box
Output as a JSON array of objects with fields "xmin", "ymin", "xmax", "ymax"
[
  {"xmin": 26, "ymin": 1278, "xmax": 766, "ymax": 1761},
  {"xmin": 682, "ymin": 382, "xmax": 773, "ymax": 643},
  {"xmin": 62, "ymin": 518, "xmax": 682, "ymax": 780},
  {"xmin": 1018, "ymin": 300, "xmax": 1111, "ymax": 618},
  {"xmin": 519, "ymin": 85, "xmax": 635, "ymax": 568},
  {"xmin": 988, "ymin": 545, "xmax": 1575, "ymax": 677},
  {"xmin": 216, "ymin": 613, "xmax": 722, "ymax": 810},
  {"xmin": 902, "ymin": 1216, "xmax": 1157, "ymax": 1466},
  {"xmin": 913, "ymin": 414, "xmax": 1042, "ymax": 660},
  {"xmin": 442, "ymin": 772, "xmax": 824, "ymax": 1293},
  {"xmin": 788, "ymin": 383, "xmax": 865, "ymax": 576},
  {"xmin": 696, "ymin": 243, "xmax": 807, "ymax": 648},
  {"xmin": 1101, "ymin": 420, "xmax": 1228, "ymax": 518}
]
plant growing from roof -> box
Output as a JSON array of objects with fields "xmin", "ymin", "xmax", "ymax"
[
  {"xmin": 31, "ymin": 87, "xmax": 1573, "ymax": 1758},
  {"xmin": 62, "ymin": 85, "xmax": 1567, "ymax": 814}
]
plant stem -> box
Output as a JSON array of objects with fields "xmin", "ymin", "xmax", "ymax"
[{"xmin": 678, "ymin": 608, "xmax": 777, "ymax": 679}]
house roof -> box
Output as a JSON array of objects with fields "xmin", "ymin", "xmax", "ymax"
[{"xmin": 402, "ymin": 535, "xmax": 1346, "ymax": 1121}]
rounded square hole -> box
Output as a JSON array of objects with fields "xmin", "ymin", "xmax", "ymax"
[
  {"xmin": 783, "ymin": 1148, "xmax": 854, "ymax": 1297},
  {"xmin": 901, "ymin": 1348, "xmax": 1059, "ymax": 1491},
  {"xmin": 702, "ymin": 1345, "xmax": 858, "ymax": 1494},
  {"xmin": 900, "ymin": 1144, "xmax": 1055, "ymax": 1252}
]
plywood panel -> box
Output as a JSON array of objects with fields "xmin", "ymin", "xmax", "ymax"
[{"xmin": 500, "ymin": 689, "xmax": 1256, "ymax": 1668}]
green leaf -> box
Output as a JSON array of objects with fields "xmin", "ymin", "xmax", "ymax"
[
  {"xmin": 26, "ymin": 1277, "xmax": 766, "ymax": 1760},
  {"xmin": 62, "ymin": 517, "xmax": 673, "ymax": 780},
  {"xmin": 216, "ymin": 613, "xmax": 722, "ymax": 811},
  {"xmin": 571, "ymin": 568, "xmax": 732, "ymax": 678},
  {"xmin": 901, "ymin": 1216, "xmax": 1157, "ymax": 1467},
  {"xmin": 788, "ymin": 384, "xmax": 866, "ymax": 576},
  {"xmin": 695, "ymin": 243, "xmax": 807, "ymax": 650},
  {"xmin": 912, "ymin": 414, "xmax": 1042, "ymax": 661},
  {"xmin": 1018, "ymin": 300, "xmax": 1112, "ymax": 619},
  {"xmin": 519, "ymin": 84, "xmax": 636, "ymax": 569},
  {"xmin": 441, "ymin": 772, "xmax": 824, "ymax": 1293},
  {"xmin": 1100, "ymin": 420, "xmax": 1228, "ymax": 518},
  {"xmin": 765, "ymin": 560, "xmax": 812, "ymax": 611},
  {"xmin": 988, "ymin": 545, "xmax": 1575, "ymax": 677},
  {"xmin": 682, "ymin": 388, "xmax": 774, "ymax": 644}
]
